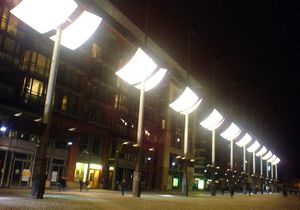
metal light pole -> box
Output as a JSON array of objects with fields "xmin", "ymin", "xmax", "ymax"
[
  {"xmin": 170, "ymin": 87, "xmax": 202, "ymax": 196},
  {"xmin": 200, "ymin": 109, "xmax": 224, "ymax": 196},
  {"xmin": 116, "ymin": 47, "xmax": 167, "ymax": 197},
  {"xmin": 11, "ymin": 0, "xmax": 102, "ymax": 198},
  {"xmin": 132, "ymin": 80, "xmax": 145, "ymax": 197}
]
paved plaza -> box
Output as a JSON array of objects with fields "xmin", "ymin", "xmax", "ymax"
[{"xmin": 0, "ymin": 188, "xmax": 299, "ymax": 210}]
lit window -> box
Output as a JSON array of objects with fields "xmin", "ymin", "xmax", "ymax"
[
  {"xmin": 0, "ymin": 7, "xmax": 18, "ymax": 35},
  {"xmin": 61, "ymin": 96, "xmax": 68, "ymax": 111}
]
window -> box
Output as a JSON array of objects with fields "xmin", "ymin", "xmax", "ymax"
[
  {"xmin": 0, "ymin": 6, "xmax": 18, "ymax": 35},
  {"xmin": 91, "ymin": 137, "xmax": 102, "ymax": 156},
  {"xmin": 23, "ymin": 77, "xmax": 44, "ymax": 96},
  {"xmin": 21, "ymin": 50, "xmax": 50, "ymax": 78},
  {"xmin": 61, "ymin": 96, "xmax": 68, "ymax": 111},
  {"xmin": 79, "ymin": 135, "xmax": 89, "ymax": 154}
]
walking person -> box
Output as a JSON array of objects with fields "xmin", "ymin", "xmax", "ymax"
[
  {"xmin": 230, "ymin": 185, "xmax": 234, "ymax": 198},
  {"xmin": 79, "ymin": 178, "xmax": 84, "ymax": 192},
  {"xmin": 120, "ymin": 179, "xmax": 126, "ymax": 196}
]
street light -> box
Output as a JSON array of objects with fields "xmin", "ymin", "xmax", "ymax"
[
  {"xmin": 262, "ymin": 151, "xmax": 272, "ymax": 179},
  {"xmin": 220, "ymin": 123, "xmax": 241, "ymax": 171},
  {"xmin": 247, "ymin": 140, "xmax": 260, "ymax": 194},
  {"xmin": 235, "ymin": 133, "xmax": 252, "ymax": 172},
  {"xmin": 200, "ymin": 109, "xmax": 224, "ymax": 196},
  {"xmin": 247, "ymin": 140, "xmax": 260, "ymax": 175},
  {"xmin": 255, "ymin": 145, "xmax": 267, "ymax": 194},
  {"xmin": 170, "ymin": 87, "xmax": 202, "ymax": 196},
  {"xmin": 256, "ymin": 146, "xmax": 267, "ymax": 177},
  {"xmin": 11, "ymin": 0, "xmax": 102, "ymax": 199},
  {"xmin": 235, "ymin": 133, "xmax": 252, "ymax": 194},
  {"xmin": 271, "ymin": 157, "xmax": 280, "ymax": 180},
  {"xmin": 219, "ymin": 122, "xmax": 241, "ymax": 196},
  {"xmin": 116, "ymin": 47, "xmax": 167, "ymax": 197}
]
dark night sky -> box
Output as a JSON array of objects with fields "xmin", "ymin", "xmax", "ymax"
[{"xmin": 109, "ymin": 0, "xmax": 300, "ymax": 179}]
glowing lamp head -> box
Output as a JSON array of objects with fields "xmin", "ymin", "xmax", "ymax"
[
  {"xmin": 115, "ymin": 48, "xmax": 157, "ymax": 85},
  {"xmin": 256, "ymin": 146, "xmax": 267, "ymax": 157},
  {"xmin": 267, "ymin": 154, "xmax": 277, "ymax": 163},
  {"xmin": 272, "ymin": 157, "xmax": 280, "ymax": 165},
  {"xmin": 200, "ymin": 109, "xmax": 224, "ymax": 131},
  {"xmin": 262, "ymin": 151, "xmax": 273, "ymax": 160},
  {"xmin": 0, "ymin": 126, "xmax": 7, "ymax": 132},
  {"xmin": 10, "ymin": 0, "xmax": 78, "ymax": 33},
  {"xmin": 169, "ymin": 87, "xmax": 202, "ymax": 115},
  {"xmin": 50, "ymin": 11, "xmax": 102, "ymax": 50},
  {"xmin": 235, "ymin": 133, "xmax": 252, "ymax": 147},
  {"xmin": 220, "ymin": 123, "xmax": 241, "ymax": 141},
  {"xmin": 135, "ymin": 68, "xmax": 168, "ymax": 91},
  {"xmin": 247, "ymin": 140, "xmax": 260, "ymax": 153}
]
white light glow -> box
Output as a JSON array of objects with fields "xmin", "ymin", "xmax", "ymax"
[
  {"xmin": 0, "ymin": 126, "xmax": 7, "ymax": 132},
  {"xmin": 272, "ymin": 158, "xmax": 280, "ymax": 165},
  {"xmin": 10, "ymin": 0, "xmax": 78, "ymax": 33},
  {"xmin": 200, "ymin": 109, "xmax": 224, "ymax": 131},
  {"xmin": 169, "ymin": 87, "xmax": 202, "ymax": 114},
  {"xmin": 135, "ymin": 68, "xmax": 167, "ymax": 91},
  {"xmin": 256, "ymin": 146, "xmax": 267, "ymax": 157},
  {"xmin": 220, "ymin": 123, "xmax": 241, "ymax": 141},
  {"xmin": 262, "ymin": 151, "xmax": 273, "ymax": 160},
  {"xmin": 267, "ymin": 154, "xmax": 277, "ymax": 163},
  {"xmin": 115, "ymin": 48, "xmax": 157, "ymax": 85},
  {"xmin": 235, "ymin": 133, "xmax": 252, "ymax": 147},
  {"xmin": 50, "ymin": 11, "xmax": 102, "ymax": 50},
  {"xmin": 247, "ymin": 140, "xmax": 260, "ymax": 152}
]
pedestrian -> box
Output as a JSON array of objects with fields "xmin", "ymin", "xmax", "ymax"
[
  {"xmin": 79, "ymin": 178, "xmax": 84, "ymax": 192},
  {"xmin": 85, "ymin": 179, "xmax": 90, "ymax": 192},
  {"xmin": 230, "ymin": 186, "xmax": 234, "ymax": 198},
  {"xmin": 58, "ymin": 177, "xmax": 64, "ymax": 192},
  {"xmin": 120, "ymin": 179, "xmax": 126, "ymax": 196}
]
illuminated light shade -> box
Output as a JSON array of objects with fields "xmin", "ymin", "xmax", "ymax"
[
  {"xmin": 135, "ymin": 68, "xmax": 167, "ymax": 91},
  {"xmin": 115, "ymin": 48, "xmax": 157, "ymax": 85},
  {"xmin": 169, "ymin": 87, "xmax": 202, "ymax": 114},
  {"xmin": 247, "ymin": 140, "xmax": 260, "ymax": 153},
  {"xmin": 262, "ymin": 151, "xmax": 273, "ymax": 160},
  {"xmin": 34, "ymin": 118, "xmax": 42, "ymax": 122},
  {"xmin": 220, "ymin": 123, "xmax": 242, "ymax": 141},
  {"xmin": 14, "ymin": 112, "xmax": 22, "ymax": 117},
  {"xmin": 68, "ymin": 127, "xmax": 76, "ymax": 131},
  {"xmin": 267, "ymin": 154, "xmax": 277, "ymax": 163},
  {"xmin": 200, "ymin": 109, "xmax": 225, "ymax": 131},
  {"xmin": 50, "ymin": 11, "xmax": 102, "ymax": 50},
  {"xmin": 272, "ymin": 158, "xmax": 280, "ymax": 165},
  {"xmin": 67, "ymin": 141, "xmax": 73, "ymax": 146},
  {"xmin": 235, "ymin": 133, "xmax": 252, "ymax": 147},
  {"xmin": 256, "ymin": 146, "xmax": 267, "ymax": 157},
  {"xmin": 10, "ymin": 0, "xmax": 78, "ymax": 33}
]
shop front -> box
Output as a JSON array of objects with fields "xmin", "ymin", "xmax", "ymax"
[{"xmin": 74, "ymin": 162, "xmax": 102, "ymax": 189}]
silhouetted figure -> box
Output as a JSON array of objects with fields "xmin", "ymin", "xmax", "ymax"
[
  {"xmin": 120, "ymin": 179, "xmax": 126, "ymax": 196},
  {"xmin": 230, "ymin": 186, "xmax": 234, "ymax": 198},
  {"xmin": 79, "ymin": 179, "xmax": 84, "ymax": 192},
  {"xmin": 85, "ymin": 180, "xmax": 90, "ymax": 192}
]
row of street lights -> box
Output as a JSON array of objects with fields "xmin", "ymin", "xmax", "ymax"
[
  {"xmin": 200, "ymin": 109, "xmax": 280, "ymax": 195},
  {"xmin": 10, "ymin": 0, "xmax": 280, "ymax": 199}
]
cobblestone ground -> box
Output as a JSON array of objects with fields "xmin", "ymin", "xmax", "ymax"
[{"xmin": 0, "ymin": 188, "xmax": 299, "ymax": 210}]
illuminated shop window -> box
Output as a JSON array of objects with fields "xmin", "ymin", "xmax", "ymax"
[{"xmin": 172, "ymin": 177, "xmax": 179, "ymax": 187}]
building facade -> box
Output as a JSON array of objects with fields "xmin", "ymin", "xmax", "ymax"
[{"xmin": 0, "ymin": 0, "xmax": 207, "ymax": 191}]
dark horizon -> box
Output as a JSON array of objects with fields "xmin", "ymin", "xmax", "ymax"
[{"xmin": 109, "ymin": 0, "xmax": 300, "ymax": 180}]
